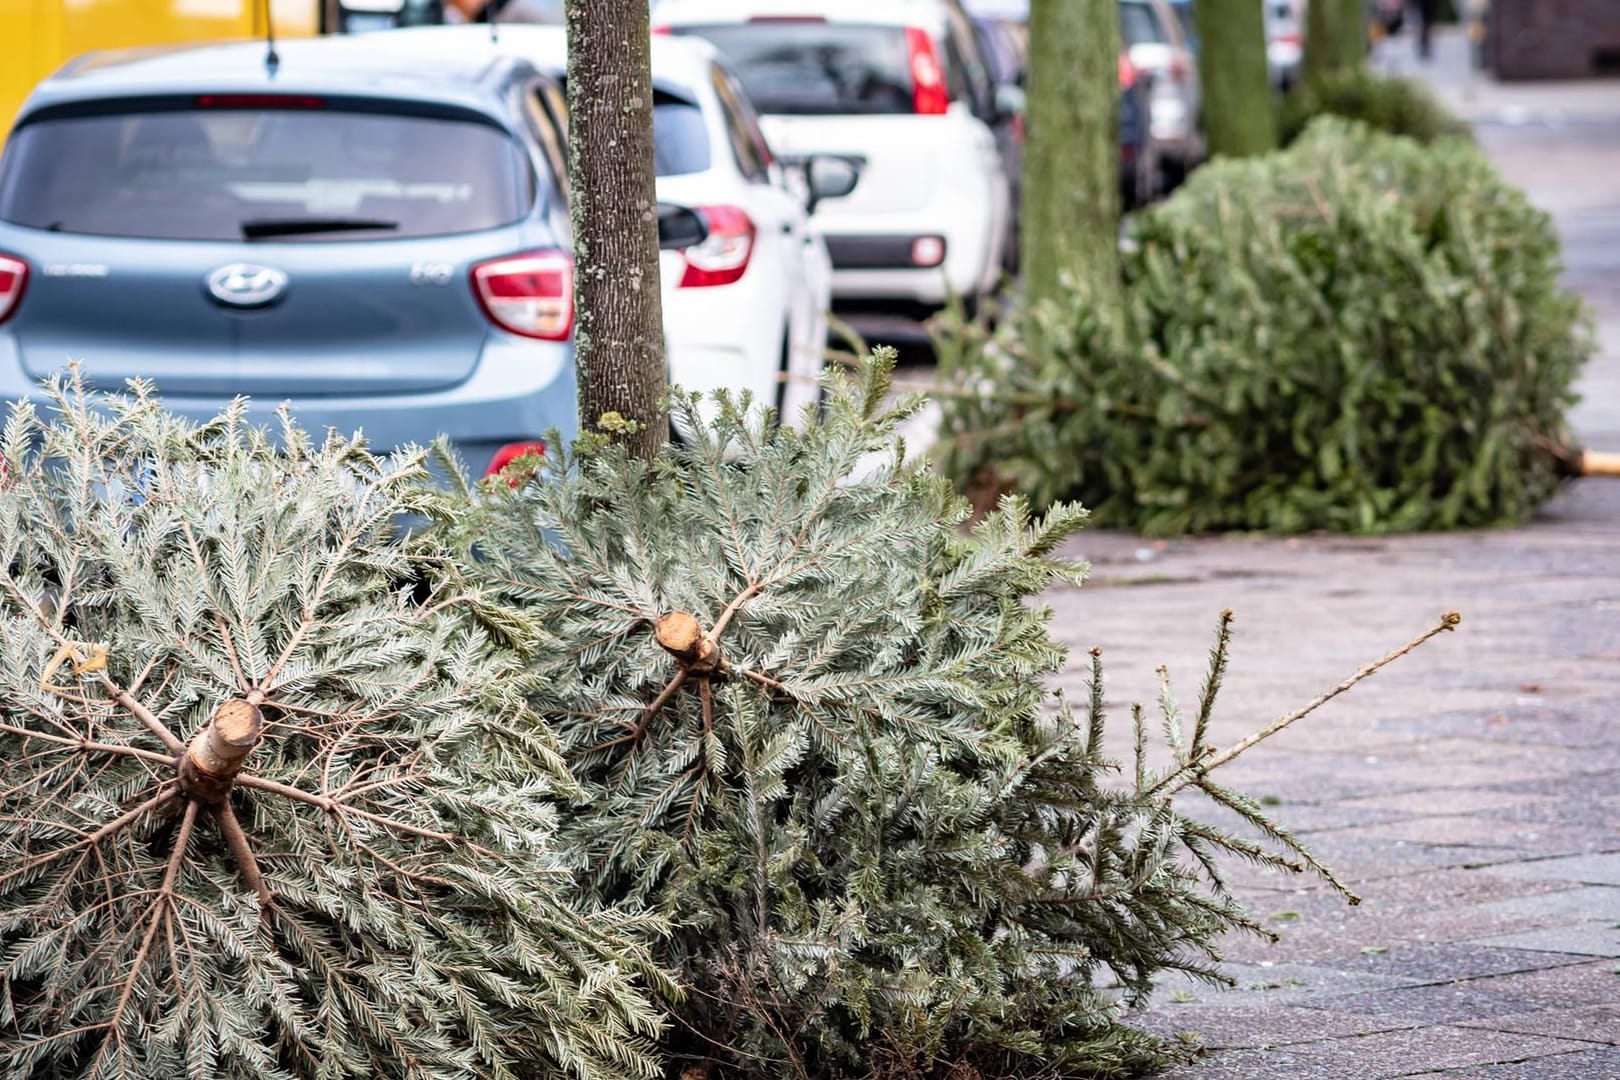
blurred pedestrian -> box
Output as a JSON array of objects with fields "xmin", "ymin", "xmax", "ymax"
[{"xmin": 1413, "ymin": 0, "xmax": 1439, "ymax": 59}]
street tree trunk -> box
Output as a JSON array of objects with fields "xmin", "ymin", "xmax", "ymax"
[
  {"xmin": 1304, "ymin": 0, "xmax": 1367, "ymax": 87},
  {"xmin": 1021, "ymin": 0, "xmax": 1120, "ymax": 310},
  {"xmin": 564, "ymin": 0, "xmax": 667, "ymax": 461},
  {"xmin": 1195, "ymin": 0, "xmax": 1278, "ymax": 157}
]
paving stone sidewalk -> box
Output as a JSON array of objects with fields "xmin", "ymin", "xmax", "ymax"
[{"xmin": 1039, "ymin": 30, "xmax": 1620, "ymax": 1080}]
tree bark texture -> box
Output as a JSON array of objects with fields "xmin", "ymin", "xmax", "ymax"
[
  {"xmin": 1021, "ymin": 0, "xmax": 1120, "ymax": 310},
  {"xmin": 1304, "ymin": 0, "xmax": 1367, "ymax": 87},
  {"xmin": 1195, "ymin": 0, "xmax": 1279, "ymax": 157},
  {"xmin": 565, "ymin": 0, "xmax": 668, "ymax": 461}
]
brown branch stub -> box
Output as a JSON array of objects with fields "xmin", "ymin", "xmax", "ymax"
[
  {"xmin": 177, "ymin": 699, "xmax": 265, "ymax": 804},
  {"xmin": 656, "ymin": 611, "xmax": 723, "ymax": 675}
]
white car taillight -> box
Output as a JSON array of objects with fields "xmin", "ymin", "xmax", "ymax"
[
  {"xmin": 471, "ymin": 250, "xmax": 573, "ymax": 341},
  {"xmin": 0, "ymin": 254, "xmax": 28, "ymax": 325},
  {"xmin": 905, "ymin": 27, "xmax": 950, "ymax": 116},
  {"xmin": 678, "ymin": 206, "xmax": 756, "ymax": 289}
]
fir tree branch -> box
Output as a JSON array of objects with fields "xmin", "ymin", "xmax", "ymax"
[
  {"xmin": 0, "ymin": 720, "xmax": 178, "ymax": 768},
  {"xmin": 0, "ymin": 786, "xmax": 176, "ymax": 890},
  {"xmin": 102, "ymin": 798, "xmax": 197, "ymax": 1052},
  {"xmin": 98, "ymin": 674, "xmax": 187, "ymax": 755},
  {"xmin": 215, "ymin": 802, "xmax": 273, "ymax": 907}
]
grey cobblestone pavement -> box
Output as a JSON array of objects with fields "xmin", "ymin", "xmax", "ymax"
[{"xmin": 1041, "ymin": 29, "xmax": 1620, "ymax": 1080}]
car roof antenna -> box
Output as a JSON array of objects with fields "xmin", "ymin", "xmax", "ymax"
[
  {"xmin": 489, "ymin": 2, "xmax": 500, "ymax": 45},
  {"xmin": 260, "ymin": 0, "xmax": 280, "ymax": 75}
]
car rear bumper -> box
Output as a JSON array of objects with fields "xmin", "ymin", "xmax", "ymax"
[{"xmin": 0, "ymin": 333, "xmax": 578, "ymax": 481}]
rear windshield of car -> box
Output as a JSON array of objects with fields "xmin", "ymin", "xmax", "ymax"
[
  {"xmin": 673, "ymin": 23, "xmax": 915, "ymax": 116},
  {"xmin": 1120, "ymin": 2, "xmax": 1167, "ymax": 47},
  {"xmin": 0, "ymin": 106, "xmax": 535, "ymax": 242}
]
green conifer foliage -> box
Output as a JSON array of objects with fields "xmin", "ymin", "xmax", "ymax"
[
  {"xmin": 455, "ymin": 355, "xmax": 1455, "ymax": 1078},
  {"xmin": 0, "ymin": 378, "xmax": 666, "ymax": 1079}
]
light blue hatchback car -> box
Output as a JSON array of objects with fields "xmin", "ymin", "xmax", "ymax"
[{"xmin": 0, "ymin": 36, "xmax": 579, "ymax": 478}]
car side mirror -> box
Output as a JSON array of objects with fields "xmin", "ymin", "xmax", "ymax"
[
  {"xmin": 657, "ymin": 203, "xmax": 708, "ymax": 250},
  {"xmin": 994, "ymin": 83, "xmax": 1026, "ymax": 121},
  {"xmin": 804, "ymin": 155, "xmax": 860, "ymax": 215}
]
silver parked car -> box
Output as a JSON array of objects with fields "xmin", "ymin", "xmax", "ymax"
[{"xmin": 0, "ymin": 37, "xmax": 579, "ymax": 479}]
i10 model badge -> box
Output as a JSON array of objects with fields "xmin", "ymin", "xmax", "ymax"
[{"xmin": 206, "ymin": 263, "xmax": 288, "ymax": 308}]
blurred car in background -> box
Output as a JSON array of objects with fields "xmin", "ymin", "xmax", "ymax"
[
  {"xmin": 654, "ymin": 0, "xmax": 1015, "ymax": 316},
  {"xmin": 1120, "ymin": 0, "xmax": 1203, "ymax": 189},
  {"xmin": 0, "ymin": 37, "xmax": 580, "ymax": 478},
  {"xmin": 409, "ymin": 24, "xmax": 845, "ymax": 422},
  {"xmin": 970, "ymin": 13, "xmax": 1027, "ymax": 269},
  {"xmin": 1266, "ymin": 0, "xmax": 1305, "ymax": 90},
  {"xmin": 1118, "ymin": 51, "xmax": 1160, "ymax": 209},
  {"xmin": 1165, "ymin": 0, "xmax": 1197, "ymax": 50}
]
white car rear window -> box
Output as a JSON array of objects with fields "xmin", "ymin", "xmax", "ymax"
[{"xmin": 674, "ymin": 23, "xmax": 916, "ymax": 116}]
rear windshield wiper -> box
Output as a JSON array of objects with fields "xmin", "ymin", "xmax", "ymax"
[{"xmin": 241, "ymin": 217, "xmax": 400, "ymax": 239}]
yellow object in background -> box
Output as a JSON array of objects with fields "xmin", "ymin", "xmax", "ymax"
[{"xmin": 0, "ymin": 0, "xmax": 320, "ymax": 142}]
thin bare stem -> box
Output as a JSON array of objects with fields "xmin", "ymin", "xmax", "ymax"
[
  {"xmin": 709, "ymin": 582, "xmax": 763, "ymax": 643},
  {"xmin": 1154, "ymin": 612, "xmax": 1461, "ymax": 796}
]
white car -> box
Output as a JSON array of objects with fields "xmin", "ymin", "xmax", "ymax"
[
  {"xmin": 368, "ymin": 25, "xmax": 843, "ymax": 426},
  {"xmin": 653, "ymin": 0, "xmax": 1013, "ymax": 313}
]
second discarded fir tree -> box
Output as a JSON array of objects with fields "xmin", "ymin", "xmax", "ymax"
[{"xmin": 454, "ymin": 356, "xmax": 1457, "ymax": 1078}]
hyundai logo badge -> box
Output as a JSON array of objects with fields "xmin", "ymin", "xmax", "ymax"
[{"xmin": 206, "ymin": 263, "xmax": 288, "ymax": 308}]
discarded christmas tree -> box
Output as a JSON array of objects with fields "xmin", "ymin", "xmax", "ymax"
[
  {"xmin": 0, "ymin": 377, "xmax": 666, "ymax": 1079},
  {"xmin": 452, "ymin": 354, "xmax": 1457, "ymax": 1078}
]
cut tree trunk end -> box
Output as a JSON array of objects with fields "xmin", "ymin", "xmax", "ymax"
[
  {"xmin": 656, "ymin": 611, "xmax": 722, "ymax": 675},
  {"xmin": 177, "ymin": 698, "xmax": 265, "ymax": 804},
  {"xmin": 1550, "ymin": 443, "xmax": 1620, "ymax": 478}
]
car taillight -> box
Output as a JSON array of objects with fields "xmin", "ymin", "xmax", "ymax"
[
  {"xmin": 0, "ymin": 254, "xmax": 27, "ymax": 325},
  {"xmin": 678, "ymin": 206, "xmax": 756, "ymax": 289},
  {"xmin": 1119, "ymin": 53, "xmax": 1138, "ymax": 89},
  {"xmin": 652, "ymin": 24, "xmax": 672, "ymax": 34},
  {"xmin": 484, "ymin": 440, "xmax": 548, "ymax": 484},
  {"xmin": 1170, "ymin": 54, "xmax": 1191, "ymax": 83},
  {"xmin": 905, "ymin": 27, "xmax": 950, "ymax": 116},
  {"xmin": 472, "ymin": 250, "xmax": 573, "ymax": 341},
  {"xmin": 1272, "ymin": 32, "xmax": 1303, "ymax": 46}
]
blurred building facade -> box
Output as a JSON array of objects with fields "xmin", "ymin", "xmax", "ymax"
[{"xmin": 1490, "ymin": 0, "xmax": 1620, "ymax": 80}]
